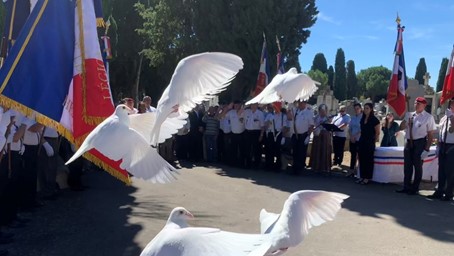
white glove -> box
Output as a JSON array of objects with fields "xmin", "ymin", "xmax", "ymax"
[
  {"xmin": 446, "ymin": 109, "xmax": 452, "ymax": 118},
  {"xmin": 420, "ymin": 149, "xmax": 429, "ymax": 159},
  {"xmin": 43, "ymin": 141, "xmax": 54, "ymax": 157},
  {"xmin": 0, "ymin": 136, "xmax": 6, "ymax": 151},
  {"xmin": 304, "ymin": 136, "xmax": 310, "ymax": 145},
  {"xmin": 19, "ymin": 145, "xmax": 25, "ymax": 155},
  {"xmin": 404, "ymin": 112, "xmax": 413, "ymax": 122}
]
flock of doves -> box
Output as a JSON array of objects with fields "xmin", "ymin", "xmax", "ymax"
[{"xmin": 64, "ymin": 52, "xmax": 349, "ymax": 256}]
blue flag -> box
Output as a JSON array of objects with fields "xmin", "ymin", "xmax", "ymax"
[{"xmin": 0, "ymin": 0, "xmax": 75, "ymax": 122}]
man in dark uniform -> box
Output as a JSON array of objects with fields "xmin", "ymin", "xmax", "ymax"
[{"xmin": 188, "ymin": 105, "xmax": 205, "ymax": 162}]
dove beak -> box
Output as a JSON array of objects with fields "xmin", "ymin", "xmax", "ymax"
[{"xmin": 185, "ymin": 212, "xmax": 194, "ymax": 219}]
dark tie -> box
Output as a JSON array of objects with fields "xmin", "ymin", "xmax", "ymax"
[{"xmin": 409, "ymin": 116, "xmax": 414, "ymax": 148}]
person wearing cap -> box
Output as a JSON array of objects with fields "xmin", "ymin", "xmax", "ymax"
[
  {"xmin": 331, "ymin": 105, "xmax": 351, "ymax": 167},
  {"xmin": 396, "ymin": 96, "xmax": 436, "ymax": 195},
  {"xmin": 427, "ymin": 98, "xmax": 454, "ymax": 201},
  {"xmin": 288, "ymin": 100, "xmax": 314, "ymax": 174}
]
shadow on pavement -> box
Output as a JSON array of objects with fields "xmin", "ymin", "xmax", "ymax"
[
  {"xmin": 3, "ymin": 171, "xmax": 142, "ymax": 256},
  {"xmin": 212, "ymin": 163, "xmax": 454, "ymax": 244}
]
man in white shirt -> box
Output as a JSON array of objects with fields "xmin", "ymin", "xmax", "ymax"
[
  {"xmin": 124, "ymin": 98, "xmax": 138, "ymax": 114},
  {"xmin": 14, "ymin": 112, "xmax": 44, "ymax": 209},
  {"xmin": 264, "ymin": 104, "xmax": 289, "ymax": 171},
  {"xmin": 243, "ymin": 103, "xmax": 265, "ymax": 169},
  {"xmin": 218, "ymin": 103, "xmax": 232, "ymax": 164},
  {"xmin": 143, "ymin": 96, "xmax": 157, "ymax": 112},
  {"xmin": 331, "ymin": 105, "xmax": 351, "ymax": 167},
  {"xmin": 396, "ymin": 97, "xmax": 436, "ymax": 195},
  {"xmin": 221, "ymin": 100, "xmax": 246, "ymax": 168},
  {"xmin": 289, "ymin": 100, "xmax": 314, "ymax": 174},
  {"xmin": 38, "ymin": 126, "xmax": 59, "ymax": 200},
  {"xmin": 428, "ymin": 98, "xmax": 454, "ymax": 201}
]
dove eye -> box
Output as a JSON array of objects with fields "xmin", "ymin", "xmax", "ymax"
[
  {"xmin": 179, "ymin": 210, "xmax": 184, "ymax": 214},
  {"xmin": 122, "ymin": 106, "xmax": 126, "ymax": 109}
]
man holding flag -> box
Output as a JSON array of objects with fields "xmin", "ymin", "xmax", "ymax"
[
  {"xmin": 0, "ymin": 0, "xmax": 130, "ymax": 184},
  {"xmin": 390, "ymin": 17, "xmax": 436, "ymax": 196}
]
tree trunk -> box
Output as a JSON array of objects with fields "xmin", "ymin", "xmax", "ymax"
[{"xmin": 133, "ymin": 53, "xmax": 144, "ymax": 105}]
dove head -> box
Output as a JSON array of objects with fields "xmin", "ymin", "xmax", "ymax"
[
  {"xmin": 115, "ymin": 104, "xmax": 132, "ymax": 118},
  {"xmin": 167, "ymin": 207, "xmax": 194, "ymax": 227},
  {"xmin": 288, "ymin": 67, "xmax": 298, "ymax": 74}
]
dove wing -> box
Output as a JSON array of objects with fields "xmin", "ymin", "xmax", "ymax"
[
  {"xmin": 141, "ymin": 227, "xmax": 271, "ymax": 256},
  {"xmin": 278, "ymin": 73, "xmax": 319, "ymax": 102},
  {"xmin": 83, "ymin": 119, "xmax": 176, "ymax": 183},
  {"xmin": 282, "ymin": 190, "xmax": 349, "ymax": 238},
  {"xmin": 259, "ymin": 209, "xmax": 281, "ymax": 234},
  {"xmin": 129, "ymin": 112, "xmax": 187, "ymax": 144},
  {"xmin": 245, "ymin": 74, "xmax": 284, "ymax": 105},
  {"xmin": 157, "ymin": 52, "xmax": 243, "ymax": 115}
]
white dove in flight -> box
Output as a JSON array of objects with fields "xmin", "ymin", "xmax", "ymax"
[
  {"xmin": 150, "ymin": 52, "xmax": 243, "ymax": 146},
  {"xmin": 65, "ymin": 104, "xmax": 181, "ymax": 183},
  {"xmin": 252, "ymin": 190, "xmax": 349, "ymax": 256},
  {"xmin": 140, "ymin": 207, "xmax": 272, "ymax": 256},
  {"xmin": 245, "ymin": 67, "xmax": 319, "ymax": 105}
]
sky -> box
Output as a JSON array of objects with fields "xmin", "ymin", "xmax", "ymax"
[{"xmin": 298, "ymin": 0, "xmax": 454, "ymax": 87}]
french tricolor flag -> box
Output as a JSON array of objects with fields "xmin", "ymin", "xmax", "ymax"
[
  {"xmin": 440, "ymin": 46, "xmax": 454, "ymax": 105},
  {"xmin": 387, "ymin": 23, "xmax": 407, "ymax": 117},
  {"xmin": 253, "ymin": 34, "xmax": 270, "ymax": 97},
  {"xmin": 60, "ymin": 0, "xmax": 129, "ymax": 183}
]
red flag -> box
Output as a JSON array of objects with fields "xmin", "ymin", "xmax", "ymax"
[
  {"xmin": 440, "ymin": 46, "xmax": 454, "ymax": 105},
  {"xmin": 387, "ymin": 23, "xmax": 407, "ymax": 117},
  {"xmin": 60, "ymin": 0, "xmax": 130, "ymax": 184},
  {"xmin": 273, "ymin": 36, "xmax": 284, "ymax": 112},
  {"xmin": 253, "ymin": 35, "xmax": 269, "ymax": 97}
]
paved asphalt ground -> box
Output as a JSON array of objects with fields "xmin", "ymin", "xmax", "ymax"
[{"xmin": 1, "ymin": 161, "xmax": 453, "ymax": 256}]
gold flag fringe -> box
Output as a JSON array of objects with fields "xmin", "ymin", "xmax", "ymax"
[
  {"xmin": 96, "ymin": 18, "xmax": 105, "ymax": 28},
  {"xmin": 0, "ymin": 95, "xmax": 131, "ymax": 185},
  {"xmin": 83, "ymin": 152, "xmax": 131, "ymax": 185},
  {"xmin": 82, "ymin": 114, "xmax": 107, "ymax": 126}
]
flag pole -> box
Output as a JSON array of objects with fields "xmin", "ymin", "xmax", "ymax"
[
  {"xmin": 442, "ymin": 45, "xmax": 454, "ymax": 153},
  {"xmin": 396, "ymin": 14, "xmax": 409, "ymax": 114}
]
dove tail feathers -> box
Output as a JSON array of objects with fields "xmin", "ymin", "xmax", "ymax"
[
  {"xmin": 65, "ymin": 146, "xmax": 90, "ymax": 165},
  {"xmin": 126, "ymin": 147, "xmax": 179, "ymax": 183}
]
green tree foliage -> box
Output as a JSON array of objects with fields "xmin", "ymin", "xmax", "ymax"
[
  {"xmin": 346, "ymin": 60, "xmax": 357, "ymax": 99},
  {"xmin": 307, "ymin": 69, "xmax": 328, "ymax": 91},
  {"xmin": 357, "ymin": 66, "xmax": 392, "ymax": 102},
  {"xmin": 103, "ymin": 0, "xmax": 154, "ymax": 102},
  {"xmin": 436, "ymin": 57, "xmax": 448, "ymax": 92},
  {"xmin": 327, "ymin": 65, "xmax": 334, "ymax": 90},
  {"xmin": 135, "ymin": 0, "xmax": 318, "ymax": 101},
  {"xmin": 414, "ymin": 57, "xmax": 427, "ymax": 85},
  {"xmin": 310, "ymin": 53, "xmax": 327, "ymax": 73},
  {"xmin": 334, "ymin": 48, "xmax": 346, "ymax": 100}
]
